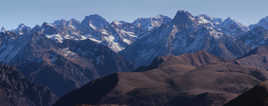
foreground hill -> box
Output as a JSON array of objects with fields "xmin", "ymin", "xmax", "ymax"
[
  {"xmin": 54, "ymin": 52, "xmax": 267, "ymax": 106},
  {"xmin": 236, "ymin": 46, "xmax": 268, "ymax": 70},
  {"xmin": 0, "ymin": 64, "xmax": 56, "ymax": 106},
  {"xmin": 224, "ymin": 81, "xmax": 268, "ymax": 106}
]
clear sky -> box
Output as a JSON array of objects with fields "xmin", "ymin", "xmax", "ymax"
[{"xmin": 1, "ymin": 0, "xmax": 268, "ymax": 29}]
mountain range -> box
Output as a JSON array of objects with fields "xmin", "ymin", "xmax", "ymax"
[
  {"xmin": 1, "ymin": 10, "xmax": 268, "ymax": 106},
  {"xmin": 0, "ymin": 13, "xmax": 173, "ymax": 97}
]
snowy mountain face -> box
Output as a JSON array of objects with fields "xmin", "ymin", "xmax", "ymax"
[
  {"xmin": 34, "ymin": 15, "xmax": 124, "ymax": 52},
  {"xmin": 133, "ymin": 15, "xmax": 172, "ymax": 31},
  {"xmin": 121, "ymin": 11, "xmax": 249, "ymax": 68},
  {"xmin": 195, "ymin": 15, "xmax": 249, "ymax": 36},
  {"xmin": 53, "ymin": 19, "xmax": 83, "ymax": 37},
  {"xmin": 80, "ymin": 15, "xmax": 125, "ymax": 52},
  {"xmin": 111, "ymin": 16, "xmax": 172, "ymax": 46},
  {"xmin": 0, "ymin": 30, "xmax": 132, "ymax": 96},
  {"xmin": 33, "ymin": 14, "xmax": 171, "ymax": 52},
  {"xmin": 111, "ymin": 21, "xmax": 140, "ymax": 45}
]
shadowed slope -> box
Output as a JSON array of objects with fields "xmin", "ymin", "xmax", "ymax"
[
  {"xmin": 236, "ymin": 46, "xmax": 268, "ymax": 70},
  {"xmin": 224, "ymin": 81, "xmax": 268, "ymax": 106},
  {"xmin": 0, "ymin": 64, "xmax": 56, "ymax": 106},
  {"xmin": 54, "ymin": 73, "xmax": 119, "ymax": 105}
]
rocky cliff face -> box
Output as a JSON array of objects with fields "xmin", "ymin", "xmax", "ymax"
[{"xmin": 0, "ymin": 64, "xmax": 56, "ymax": 106}]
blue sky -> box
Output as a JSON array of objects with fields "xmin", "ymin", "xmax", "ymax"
[{"xmin": 1, "ymin": 0, "xmax": 268, "ymax": 29}]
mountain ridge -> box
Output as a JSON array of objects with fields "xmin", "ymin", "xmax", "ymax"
[{"xmin": 54, "ymin": 51, "xmax": 268, "ymax": 106}]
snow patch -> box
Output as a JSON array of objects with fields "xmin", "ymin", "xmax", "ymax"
[
  {"xmin": 45, "ymin": 34, "xmax": 64, "ymax": 43},
  {"xmin": 198, "ymin": 16, "xmax": 210, "ymax": 24},
  {"xmin": 88, "ymin": 38, "xmax": 102, "ymax": 43},
  {"xmin": 123, "ymin": 39, "xmax": 132, "ymax": 45},
  {"xmin": 104, "ymin": 35, "xmax": 115, "ymax": 42},
  {"xmin": 119, "ymin": 30, "xmax": 137, "ymax": 38},
  {"xmin": 101, "ymin": 31, "xmax": 109, "ymax": 35},
  {"xmin": 61, "ymin": 48, "xmax": 78, "ymax": 58},
  {"xmin": 110, "ymin": 42, "xmax": 124, "ymax": 52},
  {"xmin": 89, "ymin": 23, "xmax": 97, "ymax": 30},
  {"xmin": 113, "ymin": 21, "xmax": 122, "ymax": 25}
]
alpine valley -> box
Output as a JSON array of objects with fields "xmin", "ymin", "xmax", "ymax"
[{"xmin": 1, "ymin": 10, "xmax": 268, "ymax": 106}]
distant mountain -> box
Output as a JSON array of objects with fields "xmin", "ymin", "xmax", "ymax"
[
  {"xmin": 219, "ymin": 17, "xmax": 249, "ymax": 36},
  {"xmin": 133, "ymin": 15, "xmax": 172, "ymax": 31},
  {"xmin": 237, "ymin": 26, "xmax": 268, "ymax": 49},
  {"xmin": 54, "ymin": 52, "xmax": 268, "ymax": 106},
  {"xmin": 14, "ymin": 24, "xmax": 31, "ymax": 35},
  {"xmin": 121, "ymin": 10, "xmax": 249, "ymax": 68},
  {"xmin": 250, "ymin": 16, "xmax": 268, "ymax": 30},
  {"xmin": 224, "ymin": 81, "xmax": 268, "ymax": 106},
  {"xmin": 0, "ymin": 64, "xmax": 56, "ymax": 106},
  {"xmin": 2, "ymin": 10, "xmax": 268, "ymax": 101},
  {"xmin": 0, "ymin": 30, "xmax": 132, "ymax": 96}
]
